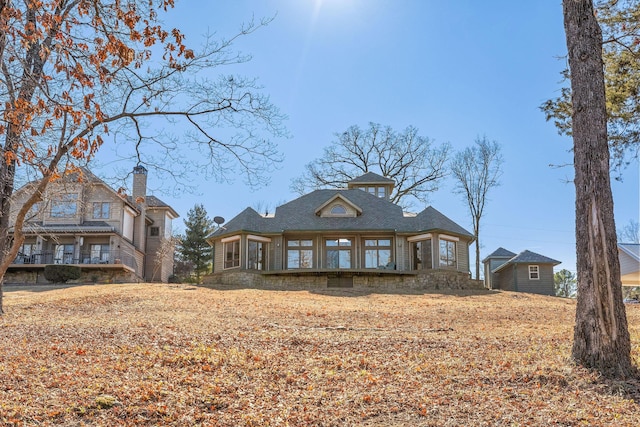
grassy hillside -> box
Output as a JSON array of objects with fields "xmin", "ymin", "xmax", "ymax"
[{"xmin": 1, "ymin": 284, "xmax": 639, "ymax": 426}]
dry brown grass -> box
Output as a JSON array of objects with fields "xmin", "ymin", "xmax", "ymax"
[{"xmin": 1, "ymin": 283, "xmax": 639, "ymax": 426}]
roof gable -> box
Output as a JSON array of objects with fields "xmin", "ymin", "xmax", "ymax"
[
  {"xmin": 482, "ymin": 247, "xmax": 517, "ymax": 263},
  {"xmin": 315, "ymin": 194, "xmax": 362, "ymax": 217},
  {"xmin": 411, "ymin": 206, "xmax": 474, "ymax": 238}
]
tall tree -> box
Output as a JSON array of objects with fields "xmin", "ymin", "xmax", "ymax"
[
  {"xmin": 542, "ymin": 0, "xmax": 640, "ymax": 173},
  {"xmin": 450, "ymin": 136, "xmax": 503, "ymax": 280},
  {"xmin": 0, "ymin": 1, "xmax": 286, "ymax": 314},
  {"xmin": 554, "ymin": 269, "xmax": 577, "ymax": 298},
  {"xmin": 290, "ymin": 122, "xmax": 450, "ymax": 209},
  {"xmin": 563, "ymin": 0, "xmax": 635, "ymax": 378},
  {"xmin": 177, "ymin": 204, "xmax": 215, "ymax": 284}
]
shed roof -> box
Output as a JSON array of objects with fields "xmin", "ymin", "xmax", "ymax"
[{"xmin": 493, "ymin": 250, "xmax": 561, "ymax": 273}]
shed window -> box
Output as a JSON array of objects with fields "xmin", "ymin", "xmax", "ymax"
[{"xmin": 529, "ymin": 265, "xmax": 540, "ymax": 280}]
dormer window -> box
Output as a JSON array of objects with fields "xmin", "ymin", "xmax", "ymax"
[
  {"xmin": 358, "ymin": 185, "xmax": 387, "ymax": 199},
  {"xmin": 316, "ymin": 195, "xmax": 361, "ymax": 218},
  {"xmin": 330, "ymin": 204, "xmax": 347, "ymax": 215}
]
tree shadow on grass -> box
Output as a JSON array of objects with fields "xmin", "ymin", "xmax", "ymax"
[
  {"xmin": 199, "ymin": 283, "xmax": 500, "ymax": 298},
  {"xmin": 601, "ymin": 375, "xmax": 640, "ymax": 404},
  {"xmin": 4, "ymin": 283, "xmax": 97, "ymax": 293}
]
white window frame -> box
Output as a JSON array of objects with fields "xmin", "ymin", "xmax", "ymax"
[
  {"xmin": 92, "ymin": 202, "xmax": 110, "ymax": 219},
  {"xmin": 439, "ymin": 238, "xmax": 457, "ymax": 268},
  {"xmin": 528, "ymin": 265, "xmax": 540, "ymax": 280},
  {"xmin": 222, "ymin": 235, "xmax": 241, "ymax": 270},
  {"xmin": 50, "ymin": 193, "xmax": 78, "ymax": 218}
]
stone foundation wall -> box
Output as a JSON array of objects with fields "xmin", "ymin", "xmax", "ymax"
[
  {"xmin": 203, "ymin": 269, "xmax": 484, "ymax": 291},
  {"xmin": 4, "ymin": 269, "xmax": 140, "ymax": 285}
]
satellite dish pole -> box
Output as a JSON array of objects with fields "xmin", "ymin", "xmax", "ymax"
[{"xmin": 213, "ymin": 216, "xmax": 226, "ymax": 230}]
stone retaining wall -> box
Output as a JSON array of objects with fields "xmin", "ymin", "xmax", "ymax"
[
  {"xmin": 203, "ymin": 269, "xmax": 484, "ymax": 291},
  {"xmin": 4, "ymin": 269, "xmax": 140, "ymax": 285}
]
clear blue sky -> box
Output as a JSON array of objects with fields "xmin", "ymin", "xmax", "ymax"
[{"xmin": 96, "ymin": 0, "xmax": 639, "ymax": 276}]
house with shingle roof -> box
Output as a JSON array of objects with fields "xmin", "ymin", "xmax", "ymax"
[
  {"xmin": 206, "ymin": 172, "xmax": 478, "ymax": 289},
  {"xmin": 7, "ymin": 166, "xmax": 178, "ymax": 283},
  {"xmin": 482, "ymin": 248, "xmax": 561, "ymax": 295}
]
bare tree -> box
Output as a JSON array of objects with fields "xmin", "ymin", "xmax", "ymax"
[
  {"xmin": 0, "ymin": 2, "xmax": 286, "ymax": 313},
  {"xmin": 450, "ymin": 136, "xmax": 503, "ymax": 280},
  {"xmin": 290, "ymin": 123, "xmax": 450, "ymax": 209},
  {"xmin": 617, "ymin": 219, "xmax": 640, "ymax": 243},
  {"xmin": 152, "ymin": 235, "xmax": 180, "ymax": 283},
  {"xmin": 563, "ymin": 0, "xmax": 635, "ymax": 378}
]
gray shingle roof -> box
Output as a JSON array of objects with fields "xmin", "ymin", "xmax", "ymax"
[
  {"xmin": 348, "ymin": 172, "xmax": 395, "ymax": 185},
  {"xmin": 482, "ymin": 247, "xmax": 517, "ymax": 262},
  {"xmin": 209, "ymin": 189, "xmax": 473, "ymax": 239},
  {"xmin": 22, "ymin": 221, "xmax": 115, "ymax": 234},
  {"xmin": 493, "ymin": 249, "xmax": 561, "ymax": 273}
]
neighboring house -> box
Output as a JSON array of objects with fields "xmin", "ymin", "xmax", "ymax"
[
  {"xmin": 619, "ymin": 243, "xmax": 640, "ymax": 287},
  {"xmin": 7, "ymin": 166, "xmax": 179, "ymax": 284},
  {"xmin": 206, "ymin": 172, "xmax": 478, "ymax": 289},
  {"xmin": 483, "ymin": 248, "xmax": 561, "ymax": 296}
]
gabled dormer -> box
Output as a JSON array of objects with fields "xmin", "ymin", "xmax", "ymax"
[
  {"xmin": 347, "ymin": 172, "xmax": 395, "ymax": 201},
  {"xmin": 315, "ymin": 194, "xmax": 362, "ymax": 218}
]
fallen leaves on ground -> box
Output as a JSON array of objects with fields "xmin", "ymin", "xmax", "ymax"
[{"xmin": 1, "ymin": 284, "xmax": 639, "ymax": 426}]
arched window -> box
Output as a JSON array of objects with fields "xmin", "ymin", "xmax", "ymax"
[{"xmin": 330, "ymin": 204, "xmax": 347, "ymax": 215}]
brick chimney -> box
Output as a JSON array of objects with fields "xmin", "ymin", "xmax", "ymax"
[
  {"xmin": 132, "ymin": 165, "xmax": 147, "ymax": 254},
  {"xmin": 132, "ymin": 165, "xmax": 148, "ymax": 203}
]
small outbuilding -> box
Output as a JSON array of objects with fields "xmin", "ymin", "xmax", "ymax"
[{"xmin": 483, "ymin": 248, "xmax": 561, "ymax": 296}]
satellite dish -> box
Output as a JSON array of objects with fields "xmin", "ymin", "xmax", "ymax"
[{"xmin": 213, "ymin": 216, "xmax": 225, "ymax": 225}]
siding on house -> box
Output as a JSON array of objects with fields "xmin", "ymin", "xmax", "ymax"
[
  {"xmin": 514, "ymin": 264, "xmax": 555, "ymax": 295},
  {"xmin": 8, "ymin": 168, "xmax": 178, "ymax": 284}
]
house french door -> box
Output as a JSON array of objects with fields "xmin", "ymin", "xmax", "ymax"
[
  {"xmin": 325, "ymin": 238, "xmax": 352, "ymax": 269},
  {"xmin": 55, "ymin": 244, "xmax": 75, "ymax": 264},
  {"xmin": 90, "ymin": 244, "xmax": 110, "ymax": 263}
]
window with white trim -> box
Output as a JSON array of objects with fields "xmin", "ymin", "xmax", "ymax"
[
  {"xmin": 439, "ymin": 239, "xmax": 457, "ymax": 268},
  {"xmin": 287, "ymin": 239, "xmax": 313, "ymax": 269},
  {"xmin": 92, "ymin": 202, "xmax": 110, "ymax": 219},
  {"xmin": 51, "ymin": 193, "xmax": 78, "ymax": 218},
  {"xmin": 528, "ymin": 265, "xmax": 540, "ymax": 280},
  {"xmin": 247, "ymin": 240, "xmax": 265, "ymax": 270},
  {"xmin": 326, "ymin": 238, "xmax": 352, "ymax": 269},
  {"xmin": 330, "ymin": 204, "xmax": 347, "ymax": 215},
  {"xmin": 364, "ymin": 238, "xmax": 392, "ymax": 268},
  {"xmin": 224, "ymin": 239, "xmax": 240, "ymax": 269}
]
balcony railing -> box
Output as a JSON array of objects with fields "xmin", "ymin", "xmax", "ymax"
[{"xmin": 12, "ymin": 250, "xmax": 136, "ymax": 270}]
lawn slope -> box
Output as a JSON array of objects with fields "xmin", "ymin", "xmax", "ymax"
[{"xmin": 1, "ymin": 284, "xmax": 638, "ymax": 426}]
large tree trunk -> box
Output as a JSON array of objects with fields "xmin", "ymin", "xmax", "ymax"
[
  {"xmin": 563, "ymin": 0, "xmax": 635, "ymax": 378},
  {"xmin": 0, "ymin": 134, "xmax": 18, "ymax": 315}
]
